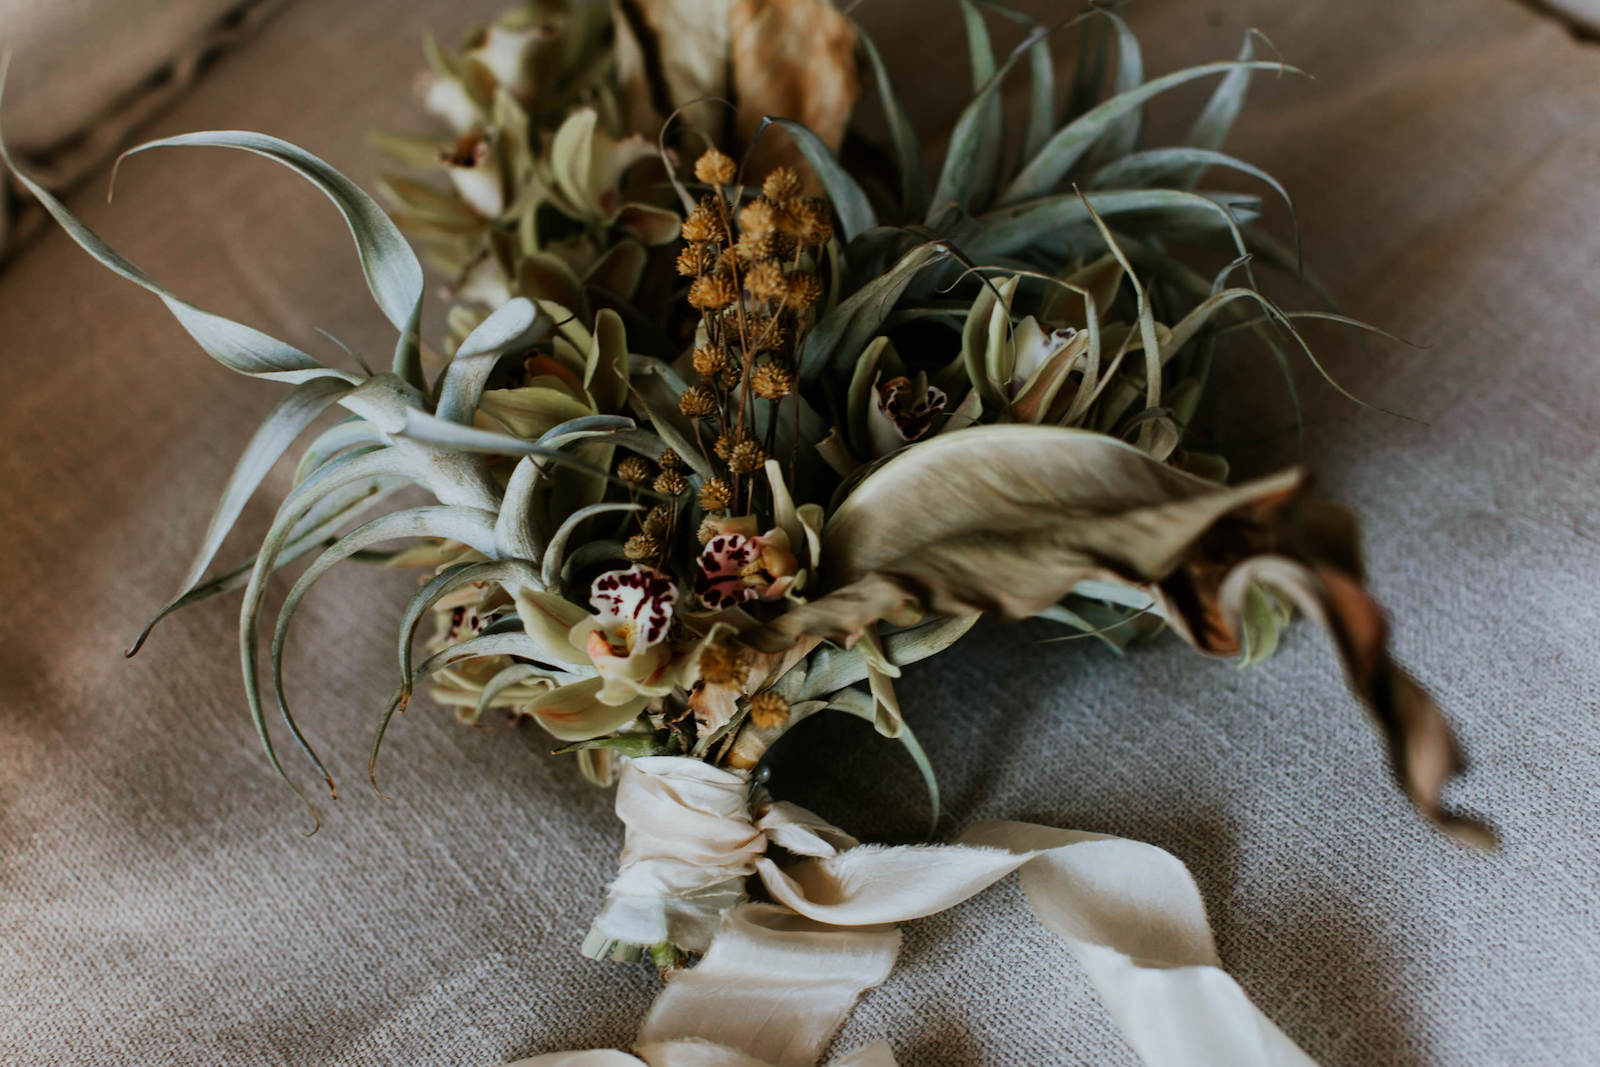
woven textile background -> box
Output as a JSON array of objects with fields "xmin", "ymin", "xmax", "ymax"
[{"xmin": 1, "ymin": 1, "xmax": 1596, "ymax": 1063}]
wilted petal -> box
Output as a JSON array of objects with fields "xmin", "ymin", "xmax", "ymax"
[{"xmin": 526, "ymin": 676, "xmax": 648, "ymax": 741}]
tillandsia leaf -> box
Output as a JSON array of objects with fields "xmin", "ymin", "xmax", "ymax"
[
  {"xmin": 293, "ymin": 419, "xmax": 385, "ymax": 486},
  {"xmin": 1089, "ymin": 148, "xmax": 1294, "ymax": 224},
  {"xmin": 1179, "ymin": 30, "xmax": 1268, "ymax": 186},
  {"xmin": 928, "ymin": 14, "xmax": 1064, "ymax": 221},
  {"xmin": 126, "ymin": 475, "xmax": 404, "ymax": 656},
  {"xmin": 235, "ymin": 446, "xmax": 431, "ymax": 798},
  {"xmin": 757, "ymin": 118, "xmax": 877, "ymax": 242},
  {"xmin": 113, "ymin": 130, "xmax": 428, "ymax": 388},
  {"xmin": 1001, "ymin": 60, "xmax": 1300, "ymax": 205},
  {"xmin": 956, "ymin": 0, "xmax": 1000, "ymax": 208},
  {"xmin": 396, "ymin": 558, "xmax": 546, "ymax": 699},
  {"xmin": 1082, "ymin": 7, "xmax": 1144, "ymax": 166},
  {"xmin": 472, "ymin": 664, "xmax": 552, "ymax": 726},
  {"xmin": 628, "ymin": 359, "xmax": 717, "ymax": 481},
  {"xmin": 754, "ymin": 424, "xmax": 1487, "ymax": 842},
  {"xmin": 372, "ymin": 630, "xmax": 576, "ymax": 789},
  {"xmin": 436, "ymin": 297, "xmax": 550, "ymax": 423},
  {"xmin": 966, "ymin": 188, "xmax": 1261, "ymax": 262},
  {"xmin": 270, "ymin": 506, "xmax": 503, "ymax": 776},
  {"xmin": 542, "ymin": 502, "xmax": 643, "ymax": 589},
  {"xmin": 800, "ymin": 242, "xmax": 950, "ymax": 386},
  {"xmin": 0, "ymin": 94, "xmax": 349, "ymax": 385},
  {"xmin": 975, "ymin": 2, "xmax": 1056, "ymax": 164},
  {"xmin": 265, "ymin": 505, "xmax": 502, "ymax": 787},
  {"xmin": 167, "ymin": 377, "xmax": 353, "ymax": 607},
  {"xmin": 854, "ymin": 21, "xmax": 927, "ymax": 216},
  {"xmin": 392, "ymin": 408, "xmax": 650, "ymax": 490},
  {"xmin": 1080, "ymin": 197, "xmax": 1164, "ymax": 455},
  {"xmin": 495, "ymin": 457, "xmax": 545, "ymax": 562}
]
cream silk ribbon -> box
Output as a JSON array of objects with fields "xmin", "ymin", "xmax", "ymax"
[{"xmin": 514, "ymin": 757, "xmax": 1317, "ymax": 1067}]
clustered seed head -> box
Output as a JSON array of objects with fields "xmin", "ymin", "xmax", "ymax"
[
  {"xmin": 727, "ymin": 438, "xmax": 767, "ymax": 475},
  {"xmin": 653, "ymin": 469, "xmax": 688, "ymax": 496},
  {"xmin": 737, "ymin": 198, "xmax": 777, "ymax": 240},
  {"xmin": 678, "ymin": 384, "xmax": 718, "ymax": 418},
  {"xmin": 698, "ymin": 640, "xmax": 751, "ymax": 687},
  {"xmin": 750, "ymin": 362, "xmax": 794, "ymax": 400},
  {"xmin": 643, "ymin": 505, "xmax": 673, "ymax": 537},
  {"xmin": 791, "ymin": 197, "xmax": 833, "ymax": 245},
  {"xmin": 692, "ymin": 344, "xmax": 729, "ymax": 376},
  {"xmin": 617, "ymin": 455, "xmax": 652, "ymax": 484},
  {"xmin": 743, "ymin": 260, "xmax": 787, "ymax": 303},
  {"xmin": 762, "ymin": 166, "xmax": 802, "ymax": 206},
  {"xmin": 676, "ymin": 242, "xmax": 717, "ymax": 277},
  {"xmin": 694, "ymin": 147, "xmax": 737, "ymax": 186},
  {"xmin": 682, "ymin": 196, "xmax": 729, "ymax": 243},
  {"xmin": 624, "ymin": 533, "xmax": 661, "ymax": 561},
  {"xmin": 717, "ymin": 362, "xmax": 743, "ymax": 390},
  {"xmin": 713, "ymin": 427, "xmax": 750, "ymax": 461},
  {"xmin": 688, "ymin": 273, "xmax": 738, "ymax": 310},
  {"xmin": 698, "ymin": 477, "xmax": 733, "ymax": 512},
  {"xmin": 657, "ymin": 449, "xmax": 683, "ymax": 471},
  {"xmin": 697, "ymin": 516, "xmax": 722, "ymax": 545},
  {"xmin": 785, "ymin": 271, "xmax": 822, "ymax": 310},
  {"xmin": 747, "ymin": 690, "xmax": 791, "ymax": 730}
]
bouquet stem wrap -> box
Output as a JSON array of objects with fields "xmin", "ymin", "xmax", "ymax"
[{"xmin": 534, "ymin": 756, "xmax": 1319, "ymax": 1067}]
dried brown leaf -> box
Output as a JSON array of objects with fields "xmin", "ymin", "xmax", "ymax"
[{"xmin": 753, "ymin": 425, "xmax": 1489, "ymax": 843}]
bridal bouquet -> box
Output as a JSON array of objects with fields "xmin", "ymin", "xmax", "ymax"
[{"xmin": 0, "ymin": 1, "xmax": 1491, "ymax": 1062}]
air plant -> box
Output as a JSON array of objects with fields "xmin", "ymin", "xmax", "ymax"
[{"xmin": 0, "ymin": 0, "xmax": 1490, "ymax": 968}]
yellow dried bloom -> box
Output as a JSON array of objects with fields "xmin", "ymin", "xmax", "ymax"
[
  {"xmin": 713, "ymin": 428, "xmax": 750, "ymax": 460},
  {"xmin": 748, "ymin": 690, "xmax": 790, "ymax": 730},
  {"xmin": 698, "ymin": 477, "xmax": 733, "ymax": 511},
  {"xmin": 785, "ymin": 271, "xmax": 823, "ymax": 310},
  {"xmin": 694, "ymin": 147, "xmax": 737, "ymax": 186},
  {"xmin": 692, "ymin": 344, "xmax": 729, "ymax": 377},
  {"xmin": 682, "ymin": 197, "xmax": 729, "ymax": 243},
  {"xmin": 727, "ymin": 438, "xmax": 767, "ymax": 474},
  {"xmin": 697, "ymin": 516, "xmax": 722, "ymax": 545},
  {"xmin": 737, "ymin": 198, "xmax": 778, "ymax": 240},
  {"xmin": 744, "ymin": 260, "xmax": 787, "ymax": 303},
  {"xmin": 717, "ymin": 363, "xmax": 744, "ymax": 391},
  {"xmin": 762, "ymin": 167, "xmax": 802, "ymax": 206},
  {"xmin": 750, "ymin": 362, "xmax": 793, "ymax": 400},
  {"xmin": 698, "ymin": 640, "xmax": 750, "ymax": 687},
  {"xmin": 624, "ymin": 533, "xmax": 661, "ymax": 561},
  {"xmin": 657, "ymin": 449, "xmax": 684, "ymax": 471},
  {"xmin": 792, "ymin": 198, "xmax": 834, "ymax": 245},
  {"xmin": 688, "ymin": 274, "xmax": 738, "ymax": 310},
  {"xmin": 678, "ymin": 385, "xmax": 718, "ymax": 418},
  {"xmin": 676, "ymin": 242, "xmax": 717, "ymax": 277},
  {"xmin": 616, "ymin": 455, "xmax": 652, "ymax": 484},
  {"xmin": 653, "ymin": 469, "xmax": 688, "ymax": 495},
  {"xmin": 643, "ymin": 505, "xmax": 673, "ymax": 537}
]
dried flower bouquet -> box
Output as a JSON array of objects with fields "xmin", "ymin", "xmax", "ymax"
[{"xmin": 0, "ymin": 1, "xmax": 1492, "ymax": 1061}]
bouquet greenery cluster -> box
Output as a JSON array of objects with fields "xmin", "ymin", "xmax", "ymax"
[{"xmin": 0, "ymin": 0, "xmax": 1489, "ymax": 983}]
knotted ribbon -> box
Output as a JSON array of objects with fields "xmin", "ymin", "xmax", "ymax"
[{"xmin": 516, "ymin": 756, "xmax": 1317, "ymax": 1067}]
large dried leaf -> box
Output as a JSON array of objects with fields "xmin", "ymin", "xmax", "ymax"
[
  {"xmin": 612, "ymin": 0, "xmax": 734, "ymax": 137},
  {"xmin": 732, "ymin": 0, "xmax": 859, "ymax": 177},
  {"xmin": 754, "ymin": 425, "xmax": 1488, "ymax": 842}
]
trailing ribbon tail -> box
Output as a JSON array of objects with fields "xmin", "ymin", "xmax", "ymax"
[{"xmin": 514, "ymin": 756, "xmax": 1319, "ymax": 1067}]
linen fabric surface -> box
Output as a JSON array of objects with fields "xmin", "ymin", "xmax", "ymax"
[{"xmin": 1, "ymin": 0, "xmax": 1597, "ymax": 1064}]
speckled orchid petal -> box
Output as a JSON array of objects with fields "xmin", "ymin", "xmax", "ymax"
[
  {"xmin": 441, "ymin": 131, "xmax": 505, "ymax": 218},
  {"xmin": 569, "ymin": 565, "xmax": 679, "ymax": 705},
  {"xmin": 867, "ymin": 373, "xmax": 948, "ymax": 459}
]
